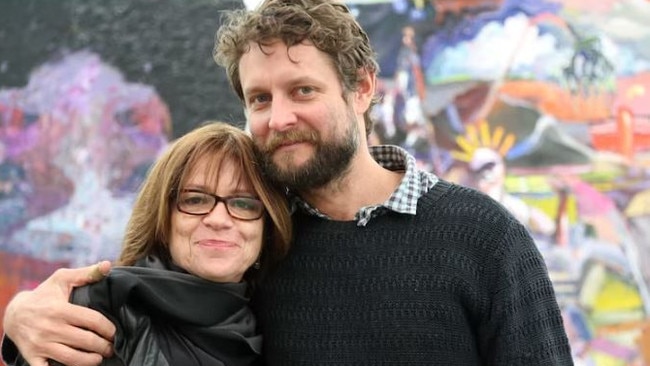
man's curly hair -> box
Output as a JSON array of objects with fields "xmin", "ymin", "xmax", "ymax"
[{"xmin": 213, "ymin": 0, "xmax": 380, "ymax": 135}]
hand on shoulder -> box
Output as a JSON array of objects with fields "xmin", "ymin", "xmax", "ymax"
[{"xmin": 3, "ymin": 261, "xmax": 116, "ymax": 366}]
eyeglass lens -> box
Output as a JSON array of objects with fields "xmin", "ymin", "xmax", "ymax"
[{"xmin": 177, "ymin": 190, "xmax": 264, "ymax": 220}]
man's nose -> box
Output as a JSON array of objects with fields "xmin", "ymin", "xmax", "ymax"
[{"xmin": 268, "ymin": 96, "xmax": 298, "ymax": 131}]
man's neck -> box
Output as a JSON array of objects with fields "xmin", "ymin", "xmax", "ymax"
[{"xmin": 297, "ymin": 151, "xmax": 404, "ymax": 221}]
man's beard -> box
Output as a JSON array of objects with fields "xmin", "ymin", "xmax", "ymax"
[{"xmin": 255, "ymin": 119, "xmax": 359, "ymax": 191}]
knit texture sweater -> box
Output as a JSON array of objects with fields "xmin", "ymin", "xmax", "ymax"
[{"xmin": 254, "ymin": 180, "xmax": 573, "ymax": 365}]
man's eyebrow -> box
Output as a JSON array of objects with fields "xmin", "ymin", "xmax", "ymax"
[{"xmin": 243, "ymin": 76, "xmax": 322, "ymax": 97}]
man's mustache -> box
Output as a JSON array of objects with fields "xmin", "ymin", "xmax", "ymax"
[{"xmin": 264, "ymin": 130, "xmax": 319, "ymax": 152}]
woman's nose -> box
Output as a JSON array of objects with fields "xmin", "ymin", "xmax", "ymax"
[{"xmin": 202, "ymin": 201, "xmax": 234, "ymax": 227}]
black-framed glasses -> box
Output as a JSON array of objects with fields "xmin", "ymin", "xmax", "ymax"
[{"xmin": 176, "ymin": 189, "xmax": 265, "ymax": 221}]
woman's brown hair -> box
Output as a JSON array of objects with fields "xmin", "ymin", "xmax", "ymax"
[{"xmin": 118, "ymin": 121, "xmax": 292, "ymax": 282}]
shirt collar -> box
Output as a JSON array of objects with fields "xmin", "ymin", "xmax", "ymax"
[{"xmin": 289, "ymin": 145, "xmax": 438, "ymax": 226}]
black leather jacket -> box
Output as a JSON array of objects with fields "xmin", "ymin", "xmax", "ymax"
[{"xmin": 3, "ymin": 256, "xmax": 261, "ymax": 366}]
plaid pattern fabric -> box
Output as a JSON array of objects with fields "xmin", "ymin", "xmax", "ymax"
[{"xmin": 290, "ymin": 145, "xmax": 439, "ymax": 226}]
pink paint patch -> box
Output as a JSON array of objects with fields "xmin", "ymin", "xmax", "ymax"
[{"xmin": 589, "ymin": 337, "xmax": 638, "ymax": 361}]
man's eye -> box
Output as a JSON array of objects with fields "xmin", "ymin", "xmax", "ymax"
[
  {"xmin": 296, "ymin": 86, "xmax": 314, "ymax": 96},
  {"xmin": 251, "ymin": 94, "xmax": 271, "ymax": 104}
]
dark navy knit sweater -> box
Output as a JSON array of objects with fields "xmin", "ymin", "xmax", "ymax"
[{"xmin": 254, "ymin": 181, "xmax": 573, "ymax": 365}]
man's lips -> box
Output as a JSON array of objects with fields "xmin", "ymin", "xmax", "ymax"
[{"xmin": 274, "ymin": 140, "xmax": 309, "ymax": 151}]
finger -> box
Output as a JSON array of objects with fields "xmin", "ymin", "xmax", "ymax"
[
  {"xmin": 49, "ymin": 324, "xmax": 113, "ymax": 360},
  {"xmin": 3, "ymin": 271, "xmax": 113, "ymax": 366},
  {"xmin": 23, "ymin": 310, "xmax": 113, "ymax": 362},
  {"xmin": 66, "ymin": 305, "xmax": 116, "ymax": 345},
  {"xmin": 47, "ymin": 261, "xmax": 112, "ymax": 290},
  {"xmin": 42, "ymin": 342, "xmax": 104, "ymax": 366},
  {"xmin": 87, "ymin": 261, "xmax": 111, "ymax": 282},
  {"xmin": 36, "ymin": 301, "xmax": 116, "ymax": 349},
  {"xmin": 20, "ymin": 355, "xmax": 49, "ymax": 366},
  {"xmin": 18, "ymin": 324, "xmax": 106, "ymax": 366},
  {"xmin": 23, "ymin": 288, "xmax": 116, "ymax": 352}
]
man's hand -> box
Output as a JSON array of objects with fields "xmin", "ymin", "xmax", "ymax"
[{"xmin": 3, "ymin": 261, "xmax": 116, "ymax": 366}]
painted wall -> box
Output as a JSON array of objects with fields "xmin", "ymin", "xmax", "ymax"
[
  {"xmin": 354, "ymin": 0, "xmax": 650, "ymax": 363},
  {"xmin": 0, "ymin": 0, "xmax": 243, "ymax": 354},
  {"xmin": 1, "ymin": 0, "xmax": 649, "ymax": 364}
]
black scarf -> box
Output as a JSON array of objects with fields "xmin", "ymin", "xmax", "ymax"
[{"xmin": 70, "ymin": 256, "xmax": 261, "ymax": 365}]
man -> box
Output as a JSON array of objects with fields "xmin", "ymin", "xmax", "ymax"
[{"xmin": 3, "ymin": 1, "xmax": 573, "ymax": 365}]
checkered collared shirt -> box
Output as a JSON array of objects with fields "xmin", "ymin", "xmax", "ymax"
[{"xmin": 290, "ymin": 145, "xmax": 439, "ymax": 226}]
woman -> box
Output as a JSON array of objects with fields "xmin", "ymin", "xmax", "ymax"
[{"xmin": 8, "ymin": 121, "xmax": 292, "ymax": 366}]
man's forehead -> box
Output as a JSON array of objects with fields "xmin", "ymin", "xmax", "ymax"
[
  {"xmin": 242, "ymin": 39, "xmax": 318, "ymax": 59},
  {"xmin": 239, "ymin": 42, "xmax": 329, "ymax": 88}
]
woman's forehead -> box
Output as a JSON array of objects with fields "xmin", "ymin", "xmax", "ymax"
[{"xmin": 184, "ymin": 155, "xmax": 253, "ymax": 190}]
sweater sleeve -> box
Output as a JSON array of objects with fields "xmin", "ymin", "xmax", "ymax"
[
  {"xmin": 478, "ymin": 219, "xmax": 574, "ymax": 365},
  {"xmin": 2, "ymin": 332, "xmax": 65, "ymax": 366},
  {"xmin": 1, "ymin": 335, "xmax": 21, "ymax": 366}
]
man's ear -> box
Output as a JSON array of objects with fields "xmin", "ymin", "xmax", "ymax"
[{"xmin": 353, "ymin": 68, "xmax": 376, "ymax": 114}]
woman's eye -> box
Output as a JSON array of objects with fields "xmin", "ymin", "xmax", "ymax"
[
  {"xmin": 231, "ymin": 198, "xmax": 257, "ymax": 210},
  {"xmin": 182, "ymin": 194, "xmax": 209, "ymax": 205},
  {"xmin": 185, "ymin": 197, "xmax": 201, "ymax": 204}
]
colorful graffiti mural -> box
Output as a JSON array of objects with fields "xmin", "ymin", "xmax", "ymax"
[
  {"xmin": 2, "ymin": 0, "xmax": 650, "ymax": 364},
  {"xmin": 0, "ymin": 51, "xmax": 171, "ymax": 332},
  {"xmin": 349, "ymin": 0, "xmax": 650, "ymax": 363}
]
